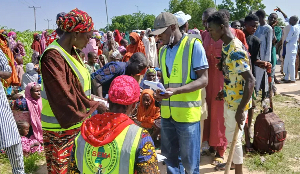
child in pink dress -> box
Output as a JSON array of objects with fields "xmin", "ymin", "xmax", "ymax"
[{"xmin": 17, "ymin": 121, "xmax": 43, "ymax": 154}]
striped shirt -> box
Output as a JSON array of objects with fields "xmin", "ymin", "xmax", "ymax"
[{"xmin": 0, "ymin": 49, "xmax": 21, "ymax": 148}]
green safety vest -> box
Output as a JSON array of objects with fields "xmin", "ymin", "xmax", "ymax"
[
  {"xmin": 40, "ymin": 41, "xmax": 91, "ymax": 131},
  {"xmin": 159, "ymin": 35, "xmax": 202, "ymax": 123},
  {"xmin": 74, "ymin": 124, "xmax": 142, "ymax": 174}
]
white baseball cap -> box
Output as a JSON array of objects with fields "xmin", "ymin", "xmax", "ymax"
[{"xmin": 174, "ymin": 11, "xmax": 191, "ymax": 27}]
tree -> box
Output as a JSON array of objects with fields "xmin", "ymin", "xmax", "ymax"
[
  {"xmin": 99, "ymin": 12, "xmax": 156, "ymax": 32},
  {"xmin": 168, "ymin": 0, "xmax": 216, "ymax": 29},
  {"xmin": 217, "ymin": 0, "xmax": 266, "ymax": 20}
]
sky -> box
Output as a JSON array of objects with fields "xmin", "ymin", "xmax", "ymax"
[{"xmin": 0, "ymin": 0, "xmax": 299, "ymax": 31}]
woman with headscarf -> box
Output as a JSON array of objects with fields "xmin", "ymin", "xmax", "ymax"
[
  {"xmin": 136, "ymin": 89, "xmax": 160, "ymax": 129},
  {"xmin": 140, "ymin": 68, "xmax": 158, "ymax": 89},
  {"xmin": 81, "ymin": 32, "xmax": 99, "ymax": 61},
  {"xmin": 21, "ymin": 63, "xmax": 38, "ymax": 90},
  {"xmin": 31, "ymin": 33, "xmax": 42, "ymax": 55},
  {"xmin": 40, "ymin": 31, "xmax": 47, "ymax": 53},
  {"xmin": 124, "ymin": 31, "xmax": 130, "ymax": 43},
  {"xmin": 25, "ymin": 82, "xmax": 43, "ymax": 143},
  {"xmin": 122, "ymin": 32, "xmax": 146, "ymax": 62},
  {"xmin": 0, "ymin": 29, "xmax": 19, "ymax": 87},
  {"xmin": 144, "ymin": 28, "xmax": 158, "ymax": 67},
  {"xmin": 114, "ymin": 29, "xmax": 123, "ymax": 45},
  {"xmin": 40, "ymin": 8, "xmax": 105, "ymax": 174},
  {"xmin": 8, "ymin": 31, "xmax": 26, "ymax": 60},
  {"xmin": 102, "ymin": 31, "xmax": 119, "ymax": 59}
]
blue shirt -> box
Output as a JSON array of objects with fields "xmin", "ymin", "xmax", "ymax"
[
  {"xmin": 91, "ymin": 62, "xmax": 128, "ymax": 96},
  {"xmin": 165, "ymin": 36, "xmax": 208, "ymax": 80}
]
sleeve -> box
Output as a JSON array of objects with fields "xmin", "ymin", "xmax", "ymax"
[
  {"xmin": 68, "ymin": 144, "xmax": 81, "ymax": 174},
  {"xmin": 285, "ymin": 17, "xmax": 290, "ymax": 22},
  {"xmin": 192, "ymin": 40, "xmax": 209, "ymax": 71},
  {"xmin": 286, "ymin": 26, "xmax": 295, "ymax": 42},
  {"xmin": 276, "ymin": 27, "xmax": 282, "ymax": 41},
  {"xmin": 91, "ymin": 63, "xmax": 125, "ymax": 84},
  {"xmin": 135, "ymin": 130, "xmax": 159, "ymax": 174},
  {"xmin": 0, "ymin": 49, "xmax": 12, "ymax": 73},
  {"xmin": 230, "ymin": 51, "xmax": 251, "ymax": 74},
  {"xmin": 265, "ymin": 27, "xmax": 273, "ymax": 62}
]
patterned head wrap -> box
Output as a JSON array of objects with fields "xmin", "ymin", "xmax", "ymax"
[
  {"xmin": 56, "ymin": 8, "xmax": 94, "ymax": 33},
  {"xmin": 109, "ymin": 75, "xmax": 140, "ymax": 105}
]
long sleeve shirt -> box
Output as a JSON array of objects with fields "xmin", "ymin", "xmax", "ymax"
[
  {"xmin": 285, "ymin": 25, "xmax": 300, "ymax": 53},
  {"xmin": 254, "ymin": 25, "xmax": 273, "ymax": 62}
]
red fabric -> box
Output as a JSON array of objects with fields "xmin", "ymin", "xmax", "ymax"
[
  {"xmin": 43, "ymin": 128, "xmax": 80, "ymax": 174},
  {"xmin": 137, "ymin": 89, "xmax": 161, "ymax": 129},
  {"xmin": 230, "ymin": 28, "xmax": 249, "ymax": 50},
  {"xmin": 0, "ymin": 32, "xmax": 20, "ymax": 87},
  {"xmin": 122, "ymin": 32, "xmax": 146, "ymax": 62},
  {"xmin": 57, "ymin": 8, "xmax": 94, "ymax": 33},
  {"xmin": 31, "ymin": 33, "xmax": 42, "ymax": 54},
  {"xmin": 81, "ymin": 113, "xmax": 134, "ymax": 147},
  {"xmin": 108, "ymin": 75, "xmax": 140, "ymax": 105},
  {"xmin": 201, "ymin": 31, "xmax": 228, "ymax": 151},
  {"xmin": 114, "ymin": 29, "xmax": 123, "ymax": 45},
  {"xmin": 46, "ymin": 31, "xmax": 58, "ymax": 47}
]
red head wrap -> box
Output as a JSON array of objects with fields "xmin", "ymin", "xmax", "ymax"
[
  {"xmin": 56, "ymin": 8, "xmax": 94, "ymax": 33},
  {"xmin": 108, "ymin": 75, "xmax": 140, "ymax": 105}
]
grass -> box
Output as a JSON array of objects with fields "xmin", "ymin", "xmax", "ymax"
[
  {"xmin": 0, "ymin": 152, "xmax": 45, "ymax": 174},
  {"xmin": 244, "ymin": 94, "xmax": 300, "ymax": 174}
]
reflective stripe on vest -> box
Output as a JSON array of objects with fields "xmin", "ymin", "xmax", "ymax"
[
  {"xmin": 75, "ymin": 124, "xmax": 142, "ymax": 174},
  {"xmin": 159, "ymin": 35, "xmax": 202, "ymax": 122},
  {"xmin": 40, "ymin": 41, "xmax": 91, "ymax": 131}
]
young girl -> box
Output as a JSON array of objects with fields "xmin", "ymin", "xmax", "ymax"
[
  {"xmin": 136, "ymin": 89, "xmax": 160, "ymax": 129},
  {"xmin": 25, "ymin": 82, "xmax": 43, "ymax": 143},
  {"xmin": 17, "ymin": 121, "xmax": 43, "ymax": 154}
]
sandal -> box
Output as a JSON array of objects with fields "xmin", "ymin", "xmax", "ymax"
[
  {"xmin": 211, "ymin": 157, "xmax": 224, "ymax": 166},
  {"xmin": 246, "ymin": 147, "xmax": 255, "ymax": 153},
  {"xmin": 215, "ymin": 163, "xmax": 235, "ymax": 171}
]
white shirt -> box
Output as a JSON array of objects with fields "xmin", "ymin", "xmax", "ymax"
[{"xmin": 285, "ymin": 25, "xmax": 300, "ymax": 53}]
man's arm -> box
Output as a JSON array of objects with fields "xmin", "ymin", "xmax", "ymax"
[
  {"xmin": 235, "ymin": 70, "xmax": 255, "ymax": 130},
  {"xmin": 276, "ymin": 7, "xmax": 288, "ymax": 20},
  {"xmin": 265, "ymin": 27, "xmax": 273, "ymax": 62},
  {"xmin": 92, "ymin": 79, "xmax": 103, "ymax": 98},
  {"xmin": 169, "ymin": 69, "xmax": 208, "ymax": 95}
]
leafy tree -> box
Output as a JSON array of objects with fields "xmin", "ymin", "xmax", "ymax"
[
  {"xmin": 276, "ymin": 17, "xmax": 286, "ymax": 27},
  {"xmin": 167, "ymin": 0, "xmax": 216, "ymax": 29},
  {"xmin": 99, "ymin": 12, "xmax": 156, "ymax": 32},
  {"xmin": 217, "ymin": 0, "xmax": 266, "ymax": 20}
]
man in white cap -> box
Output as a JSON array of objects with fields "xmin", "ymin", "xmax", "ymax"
[
  {"xmin": 152, "ymin": 12, "xmax": 208, "ymax": 174},
  {"xmin": 174, "ymin": 11, "xmax": 191, "ymax": 34}
]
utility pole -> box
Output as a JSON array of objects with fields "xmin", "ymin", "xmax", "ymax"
[
  {"xmin": 135, "ymin": 5, "xmax": 139, "ymax": 29},
  {"xmin": 29, "ymin": 6, "xmax": 41, "ymax": 31},
  {"xmin": 105, "ymin": 0, "xmax": 109, "ymax": 29},
  {"xmin": 44, "ymin": 19, "xmax": 52, "ymax": 30}
]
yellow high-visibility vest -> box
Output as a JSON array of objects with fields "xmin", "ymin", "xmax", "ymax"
[
  {"xmin": 74, "ymin": 124, "xmax": 142, "ymax": 174},
  {"xmin": 40, "ymin": 41, "xmax": 91, "ymax": 131},
  {"xmin": 159, "ymin": 35, "xmax": 202, "ymax": 123}
]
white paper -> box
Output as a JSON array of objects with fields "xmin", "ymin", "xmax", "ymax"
[
  {"xmin": 143, "ymin": 80, "xmax": 173, "ymax": 94},
  {"xmin": 157, "ymin": 154, "xmax": 167, "ymax": 162},
  {"xmin": 94, "ymin": 98, "xmax": 109, "ymax": 108}
]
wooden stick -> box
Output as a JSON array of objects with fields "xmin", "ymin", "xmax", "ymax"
[{"xmin": 225, "ymin": 123, "xmax": 240, "ymax": 174}]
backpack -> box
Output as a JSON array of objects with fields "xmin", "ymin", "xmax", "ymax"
[{"xmin": 253, "ymin": 108, "xmax": 287, "ymax": 154}]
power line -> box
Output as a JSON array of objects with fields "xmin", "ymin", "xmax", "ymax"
[
  {"xmin": 31, "ymin": 0, "xmax": 38, "ymax": 5},
  {"xmin": 44, "ymin": 19, "xmax": 52, "ymax": 30},
  {"xmin": 28, "ymin": 6, "xmax": 41, "ymax": 31}
]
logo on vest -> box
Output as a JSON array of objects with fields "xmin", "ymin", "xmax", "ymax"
[
  {"xmin": 172, "ymin": 64, "xmax": 179, "ymax": 77},
  {"xmin": 85, "ymin": 141, "xmax": 118, "ymax": 173}
]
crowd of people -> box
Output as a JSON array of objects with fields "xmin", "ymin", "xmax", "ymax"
[{"xmin": 0, "ymin": 5, "xmax": 299, "ymax": 174}]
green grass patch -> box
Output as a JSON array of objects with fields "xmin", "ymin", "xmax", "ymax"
[
  {"xmin": 0, "ymin": 152, "xmax": 45, "ymax": 174},
  {"xmin": 244, "ymin": 95, "xmax": 300, "ymax": 174}
]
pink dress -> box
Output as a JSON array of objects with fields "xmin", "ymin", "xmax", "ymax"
[
  {"xmin": 201, "ymin": 31, "xmax": 228, "ymax": 149},
  {"xmin": 21, "ymin": 135, "xmax": 43, "ymax": 154}
]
